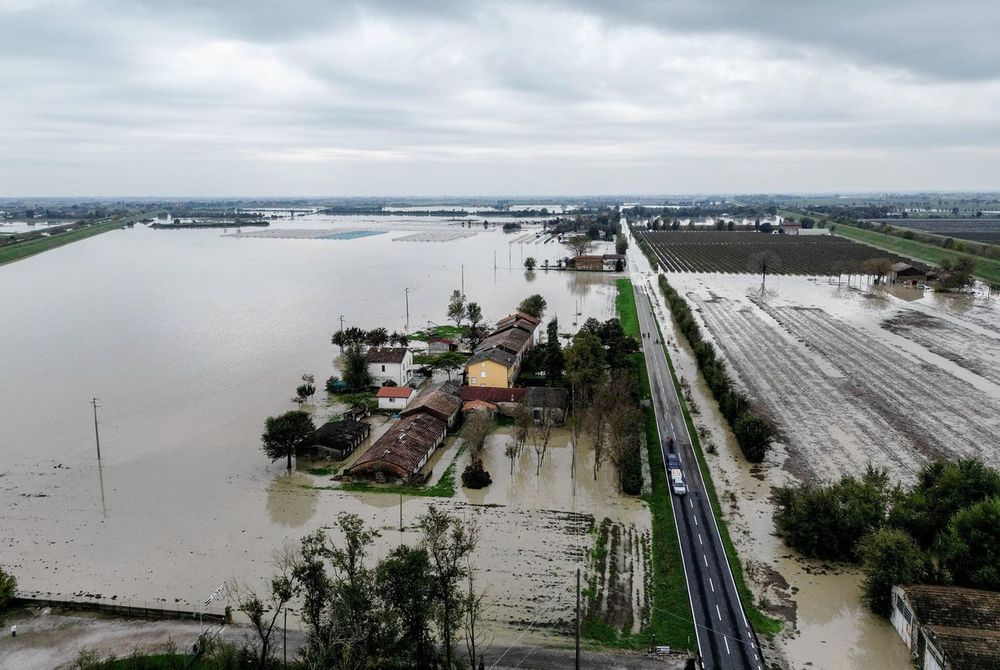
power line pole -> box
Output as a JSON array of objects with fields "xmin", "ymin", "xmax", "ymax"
[
  {"xmin": 91, "ymin": 397, "xmax": 102, "ymax": 461},
  {"xmin": 575, "ymin": 568, "xmax": 581, "ymax": 670},
  {"xmin": 460, "ymin": 264, "xmax": 465, "ymax": 296},
  {"xmin": 404, "ymin": 287, "xmax": 410, "ymax": 331},
  {"xmin": 339, "ymin": 314, "xmax": 344, "ymax": 333}
]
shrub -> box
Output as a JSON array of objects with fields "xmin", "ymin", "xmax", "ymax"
[
  {"xmin": 461, "ymin": 459, "xmax": 492, "ymax": 489},
  {"xmin": 857, "ymin": 529, "xmax": 925, "ymax": 616},
  {"xmin": 0, "ymin": 567, "xmax": 16, "ymax": 612},
  {"xmin": 619, "ymin": 444, "xmax": 643, "ymax": 495}
]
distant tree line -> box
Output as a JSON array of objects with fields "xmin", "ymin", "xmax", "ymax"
[
  {"xmin": 657, "ymin": 276, "xmax": 775, "ymax": 463},
  {"xmin": 774, "ymin": 459, "xmax": 1000, "ymax": 617}
]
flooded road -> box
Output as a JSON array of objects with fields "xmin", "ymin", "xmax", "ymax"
[{"xmin": 0, "ymin": 216, "xmax": 636, "ymax": 644}]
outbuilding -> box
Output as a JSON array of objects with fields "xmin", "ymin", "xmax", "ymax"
[
  {"xmin": 401, "ymin": 388, "xmax": 463, "ymax": 428},
  {"xmin": 376, "ymin": 385, "xmax": 415, "ymax": 411},
  {"xmin": 346, "ymin": 413, "xmax": 447, "ymax": 482},
  {"xmin": 524, "ymin": 386, "xmax": 569, "ymax": 425},
  {"xmin": 300, "ymin": 419, "xmax": 371, "ymax": 460}
]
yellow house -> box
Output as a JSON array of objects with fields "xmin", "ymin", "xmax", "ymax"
[{"xmin": 465, "ymin": 349, "xmax": 518, "ymax": 388}]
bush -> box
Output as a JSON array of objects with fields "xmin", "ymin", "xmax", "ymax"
[
  {"xmin": 857, "ymin": 529, "xmax": 925, "ymax": 616},
  {"xmin": 0, "ymin": 567, "xmax": 16, "ymax": 612},
  {"xmin": 461, "ymin": 459, "xmax": 492, "ymax": 489},
  {"xmin": 619, "ymin": 444, "xmax": 643, "ymax": 495},
  {"xmin": 939, "ymin": 497, "xmax": 1000, "ymax": 590}
]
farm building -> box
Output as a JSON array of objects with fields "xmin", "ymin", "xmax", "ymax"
[
  {"xmin": 376, "ymin": 385, "xmax": 415, "ymax": 411},
  {"xmin": 346, "ymin": 413, "xmax": 447, "ymax": 482},
  {"xmin": 462, "ymin": 399, "xmax": 497, "ymax": 417},
  {"xmin": 401, "ymin": 388, "xmax": 462, "ymax": 428},
  {"xmin": 797, "ymin": 227, "xmax": 831, "ymax": 236},
  {"xmin": 342, "ymin": 404, "xmax": 368, "ymax": 422},
  {"xmin": 573, "ymin": 254, "xmax": 625, "ymax": 271},
  {"xmin": 367, "ymin": 347, "xmax": 414, "ymax": 386},
  {"xmin": 890, "ymin": 584, "xmax": 1000, "ymax": 670},
  {"xmin": 300, "ymin": 419, "xmax": 371, "ymax": 460},
  {"xmin": 779, "ymin": 222, "xmax": 802, "ymax": 235},
  {"xmin": 889, "ymin": 262, "xmax": 926, "ymax": 285},
  {"xmin": 460, "ymin": 386, "xmax": 525, "ymax": 415},
  {"xmin": 524, "ymin": 387, "xmax": 569, "ymax": 425}
]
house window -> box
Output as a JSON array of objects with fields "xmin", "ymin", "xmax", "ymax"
[
  {"xmin": 480, "ymin": 371, "xmax": 486, "ymax": 378},
  {"xmin": 390, "ymin": 398, "xmax": 395, "ymax": 403},
  {"xmin": 471, "ymin": 378, "xmax": 477, "ymax": 384},
  {"xmin": 381, "ymin": 364, "xmax": 386, "ymax": 372}
]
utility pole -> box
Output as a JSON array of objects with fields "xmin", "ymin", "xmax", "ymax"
[
  {"xmin": 339, "ymin": 314, "xmax": 344, "ymax": 333},
  {"xmin": 404, "ymin": 287, "xmax": 410, "ymax": 331},
  {"xmin": 460, "ymin": 264, "xmax": 465, "ymax": 296},
  {"xmin": 575, "ymin": 568, "xmax": 581, "ymax": 669},
  {"xmin": 91, "ymin": 397, "xmax": 102, "ymax": 461},
  {"xmin": 283, "ymin": 608, "xmax": 287, "ymax": 668}
]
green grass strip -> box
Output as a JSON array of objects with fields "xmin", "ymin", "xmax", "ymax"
[
  {"xmin": 0, "ymin": 213, "xmax": 152, "ymax": 267},
  {"xmin": 615, "ymin": 278, "xmax": 641, "ymax": 339}
]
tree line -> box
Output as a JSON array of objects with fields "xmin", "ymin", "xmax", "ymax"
[
  {"xmin": 774, "ymin": 459, "xmax": 1000, "ymax": 616},
  {"xmin": 657, "ymin": 276, "xmax": 775, "ymax": 463}
]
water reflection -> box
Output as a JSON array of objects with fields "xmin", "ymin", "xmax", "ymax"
[{"xmin": 266, "ymin": 472, "xmax": 318, "ymax": 528}]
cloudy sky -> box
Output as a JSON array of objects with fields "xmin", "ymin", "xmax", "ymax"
[{"xmin": 2, "ymin": 0, "xmax": 999, "ymax": 196}]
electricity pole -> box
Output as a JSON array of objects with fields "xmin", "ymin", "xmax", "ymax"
[
  {"xmin": 575, "ymin": 568, "xmax": 581, "ymax": 669},
  {"xmin": 460, "ymin": 264, "xmax": 465, "ymax": 296},
  {"xmin": 339, "ymin": 314, "xmax": 344, "ymax": 333},
  {"xmin": 404, "ymin": 287, "xmax": 410, "ymax": 331},
  {"xmin": 91, "ymin": 397, "xmax": 102, "ymax": 461}
]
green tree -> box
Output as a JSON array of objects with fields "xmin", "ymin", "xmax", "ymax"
[
  {"xmin": 261, "ymin": 410, "xmax": 315, "ymax": 471},
  {"xmin": 447, "ymin": 290, "xmax": 467, "ymax": 328},
  {"xmin": 615, "ymin": 234, "xmax": 628, "ymax": 255},
  {"xmin": 366, "ymin": 327, "xmax": 389, "ymax": 348},
  {"xmin": 342, "ymin": 342, "xmax": 372, "ymax": 392},
  {"xmin": 543, "ymin": 318, "xmax": 564, "ymax": 382},
  {"xmin": 431, "ymin": 351, "xmax": 467, "ymax": 381},
  {"xmin": 733, "ymin": 412, "xmax": 775, "ymax": 463},
  {"xmin": 466, "ymin": 302, "xmax": 484, "ymax": 344},
  {"xmin": 377, "ymin": 545, "xmax": 437, "ymax": 668},
  {"xmin": 564, "ymin": 234, "xmax": 592, "ymax": 257},
  {"xmin": 0, "ymin": 567, "xmax": 16, "ymax": 613},
  {"xmin": 565, "ymin": 329, "xmax": 606, "ymax": 406},
  {"xmin": 939, "ymin": 497, "xmax": 1000, "ymax": 590},
  {"xmin": 888, "ymin": 458, "xmax": 1000, "ymax": 549},
  {"xmin": 524, "ymin": 257, "xmax": 537, "ymax": 271},
  {"xmin": 294, "ymin": 382, "xmax": 316, "ymax": 405},
  {"xmin": 419, "ymin": 506, "xmax": 478, "ymax": 670},
  {"xmin": 517, "ymin": 294, "xmax": 547, "ymax": 319},
  {"xmin": 857, "ymin": 529, "xmax": 925, "ymax": 616}
]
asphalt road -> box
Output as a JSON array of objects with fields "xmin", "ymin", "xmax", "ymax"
[{"xmin": 632, "ymin": 277, "xmax": 764, "ymax": 670}]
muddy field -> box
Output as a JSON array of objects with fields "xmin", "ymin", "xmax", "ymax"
[{"xmin": 640, "ymin": 230, "xmax": 911, "ymax": 274}]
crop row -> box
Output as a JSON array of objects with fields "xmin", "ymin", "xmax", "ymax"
[{"xmin": 640, "ymin": 231, "xmax": 909, "ymax": 275}]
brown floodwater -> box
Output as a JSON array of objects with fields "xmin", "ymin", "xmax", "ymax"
[{"xmin": 0, "ymin": 215, "xmax": 644, "ymax": 645}]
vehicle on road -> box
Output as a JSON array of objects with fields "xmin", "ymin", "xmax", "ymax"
[{"xmin": 667, "ymin": 453, "xmax": 687, "ymax": 495}]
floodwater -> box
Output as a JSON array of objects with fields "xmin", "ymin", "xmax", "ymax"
[
  {"xmin": 0, "ymin": 214, "xmax": 637, "ymax": 644},
  {"xmin": 625, "ymin": 218, "xmax": 1000, "ymax": 670}
]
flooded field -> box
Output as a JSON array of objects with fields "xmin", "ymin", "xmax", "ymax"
[
  {"xmin": 639, "ymin": 263, "xmax": 1000, "ymax": 669},
  {"xmin": 0, "ymin": 214, "xmax": 644, "ymax": 645}
]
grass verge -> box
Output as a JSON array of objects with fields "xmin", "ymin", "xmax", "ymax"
[
  {"xmin": 651, "ymin": 297, "xmax": 783, "ymax": 639},
  {"xmin": 615, "ymin": 278, "xmax": 640, "ymax": 339},
  {"xmin": 0, "ymin": 212, "xmax": 153, "ymax": 267}
]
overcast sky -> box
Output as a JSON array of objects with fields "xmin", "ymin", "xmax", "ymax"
[{"xmin": 2, "ymin": 0, "xmax": 999, "ymax": 197}]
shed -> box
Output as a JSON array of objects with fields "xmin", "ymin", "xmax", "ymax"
[
  {"xmin": 347, "ymin": 414, "xmax": 447, "ymax": 482},
  {"xmin": 376, "ymin": 385, "xmax": 415, "ymax": 411},
  {"xmin": 889, "ymin": 262, "xmax": 926, "ymax": 284},
  {"xmin": 428, "ymin": 337, "xmax": 458, "ymax": 353},
  {"xmin": 401, "ymin": 388, "xmax": 462, "ymax": 428},
  {"xmin": 462, "ymin": 399, "xmax": 497, "ymax": 417},
  {"xmin": 524, "ymin": 386, "xmax": 569, "ymax": 425},
  {"xmin": 301, "ymin": 419, "xmax": 371, "ymax": 460}
]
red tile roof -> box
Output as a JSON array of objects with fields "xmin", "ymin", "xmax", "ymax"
[
  {"xmin": 349, "ymin": 414, "xmax": 445, "ymax": 478},
  {"xmin": 400, "ymin": 388, "xmax": 462, "ymax": 423},
  {"xmin": 368, "ymin": 347, "xmax": 409, "ymax": 364},
  {"xmin": 376, "ymin": 386, "xmax": 414, "ymax": 399},
  {"xmin": 460, "ymin": 386, "xmax": 526, "ymax": 403}
]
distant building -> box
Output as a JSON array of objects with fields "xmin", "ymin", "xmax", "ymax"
[
  {"xmin": 779, "ymin": 222, "xmax": 802, "ymax": 235},
  {"xmin": 376, "ymin": 386, "xmax": 415, "ymax": 411},
  {"xmin": 367, "ymin": 347, "xmax": 414, "ymax": 386},
  {"xmin": 889, "ymin": 262, "xmax": 926, "ymax": 285},
  {"xmin": 461, "ymin": 399, "xmax": 497, "ymax": 417},
  {"xmin": 890, "ymin": 584, "xmax": 1000, "ymax": 670},
  {"xmin": 301, "ymin": 419, "xmax": 371, "ymax": 460},
  {"xmin": 346, "ymin": 413, "xmax": 447, "ymax": 482},
  {"xmin": 573, "ymin": 254, "xmax": 625, "ymax": 271},
  {"xmin": 428, "ymin": 337, "xmax": 458, "ymax": 354},
  {"xmin": 464, "ymin": 311, "xmax": 541, "ymax": 388},
  {"xmin": 797, "ymin": 227, "xmax": 831, "ymax": 236},
  {"xmin": 401, "ymin": 388, "xmax": 462, "ymax": 428},
  {"xmin": 524, "ymin": 387, "xmax": 569, "ymax": 425}
]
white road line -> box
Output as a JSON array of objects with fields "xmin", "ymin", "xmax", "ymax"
[
  {"xmin": 693, "ymin": 516, "xmax": 698, "ymax": 525},
  {"xmin": 689, "ymin": 499, "xmax": 693, "ymax": 508},
  {"xmin": 698, "ymin": 533, "xmax": 703, "ymax": 545},
  {"xmin": 703, "ymin": 554, "xmax": 708, "ymax": 567},
  {"xmin": 724, "ymin": 637, "xmax": 731, "ymax": 654},
  {"xmin": 709, "ymin": 578, "xmax": 715, "ymax": 592},
  {"xmin": 716, "ymin": 605, "xmax": 722, "ymax": 621}
]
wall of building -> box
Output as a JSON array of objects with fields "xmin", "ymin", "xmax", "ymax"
[{"xmin": 466, "ymin": 359, "xmax": 513, "ymax": 388}]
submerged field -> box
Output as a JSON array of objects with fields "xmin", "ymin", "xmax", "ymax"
[{"xmin": 640, "ymin": 230, "xmax": 911, "ymax": 274}]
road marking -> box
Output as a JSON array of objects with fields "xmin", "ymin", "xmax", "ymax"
[
  {"xmin": 698, "ymin": 533, "xmax": 703, "ymax": 545},
  {"xmin": 689, "ymin": 499, "xmax": 693, "ymax": 509},
  {"xmin": 716, "ymin": 605, "xmax": 722, "ymax": 621},
  {"xmin": 693, "ymin": 516, "xmax": 698, "ymax": 526},
  {"xmin": 703, "ymin": 554, "xmax": 708, "ymax": 567},
  {"xmin": 724, "ymin": 637, "xmax": 730, "ymax": 654},
  {"xmin": 709, "ymin": 578, "xmax": 715, "ymax": 593}
]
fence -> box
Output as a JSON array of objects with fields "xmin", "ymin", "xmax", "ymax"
[{"xmin": 13, "ymin": 592, "xmax": 229, "ymax": 624}]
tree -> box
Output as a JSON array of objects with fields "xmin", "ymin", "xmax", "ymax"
[
  {"xmin": 586, "ymin": 381, "xmax": 614, "ymax": 480},
  {"xmin": 857, "ymin": 529, "xmax": 925, "ymax": 616},
  {"xmin": 448, "ymin": 290, "xmax": 467, "ymax": 328},
  {"xmin": 366, "ymin": 327, "xmax": 389, "ymax": 348},
  {"xmin": 466, "ymin": 302, "xmax": 484, "ymax": 345},
  {"xmin": 342, "ymin": 342, "xmax": 372, "ymax": 392},
  {"xmin": 261, "ymin": 410, "xmax": 315, "ymax": 471},
  {"xmin": 0, "ymin": 567, "xmax": 16, "ymax": 613},
  {"xmin": 524, "ymin": 257, "xmax": 537, "ymax": 271},
  {"xmin": 294, "ymin": 382, "xmax": 316, "ymax": 406},
  {"xmin": 939, "ymin": 497, "xmax": 1000, "ymax": 590},
  {"xmin": 748, "ymin": 250, "xmax": 782, "ymax": 290},
  {"xmin": 543, "ymin": 318, "xmax": 564, "ymax": 382},
  {"xmin": 226, "ymin": 562, "xmax": 295, "ymax": 670},
  {"xmin": 517, "ymin": 294, "xmax": 547, "ymax": 319},
  {"xmin": 528, "ymin": 410, "xmax": 554, "ymax": 475},
  {"xmin": 564, "ymin": 234, "xmax": 592, "ymax": 257},
  {"xmin": 462, "ymin": 411, "xmax": 493, "ymax": 459},
  {"xmin": 431, "ymin": 351, "xmax": 467, "ymax": 381},
  {"xmin": 418, "ymin": 506, "xmax": 478, "ymax": 670},
  {"xmin": 615, "ymin": 235, "xmax": 627, "ymax": 255},
  {"xmin": 565, "ymin": 329, "xmax": 606, "ymax": 406},
  {"xmin": 504, "ymin": 440, "xmax": 518, "ymax": 476},
  {"xmin": 733, "ymin": 412, "xmax": 774, "ymax": 463},
  {"xmin": 377, "ymin": 545, "xmax": 436, "ymax": 668}
]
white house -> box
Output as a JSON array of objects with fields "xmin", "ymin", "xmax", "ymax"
[
  {"xmin": 367, "ymin": 347, "xmax": 413, "ymax": 386},
  {"xmin": 376, "ymin": 386, "xmax": 415, "ymax": 411}
]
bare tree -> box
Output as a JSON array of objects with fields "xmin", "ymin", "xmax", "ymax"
[
  {"xmin": 226, "ymin": 553, "xmax": 296, "ymax": 670},
  {"xmin": 463, "ymin": 559, "xmax": 492, "ymax": 670},
  {"xmin": 528, "ymin": 410, "xmax": 554, "ymax": 475},
  {"xmin": 564, "ymin": 234, "xmax": 593, "ymax": 257},
  {"xmin": 748, "ymin": 250, "xmax": 782, "ymax": 290},
  {"xmin": 504, "ymin": 439, "xmax": 518, "ymax": 476},
  {"xmin": 586, "ymin": 383, "xmax": 615, "ymax": 480},
  {"xmin": 463, "ymin": 412, "xmax": 493, "ymax": 460}
]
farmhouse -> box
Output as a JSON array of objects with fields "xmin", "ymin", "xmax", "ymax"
[
  {"xmin": 779, "ymin": 222, "xmax": 802, "ymax": 235},
  {"xmin": 301, "ymin": 419, "xmax": 371, "ymax": 460},
  {"xmin": 573, "ymin": 254, "xmax": 625, "ymax": 271},
  {"xmin": 376, "ymin": 385, "xmax": 415, "ymax": 411},
  {"xmin": 346, "ymin": 413, "xmax": 447, "ymax": 482},
  {"xmin": 401, "ymin": 388, "xmax": 462, "ymax": 428},
  {"xmin": 464, "ymin": 310, "xmax": 541, "ymax": 388},
  {"xmin": 367, "ymin": 347, "xmax": 414, "ymax": 386},
  {"xmin": 428, "ymin": 337, "xmax": 458, "ymax": 353},
  {"xmin": 890, "ymin": 584, "xmax": 1000, "ymax": 670}
]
